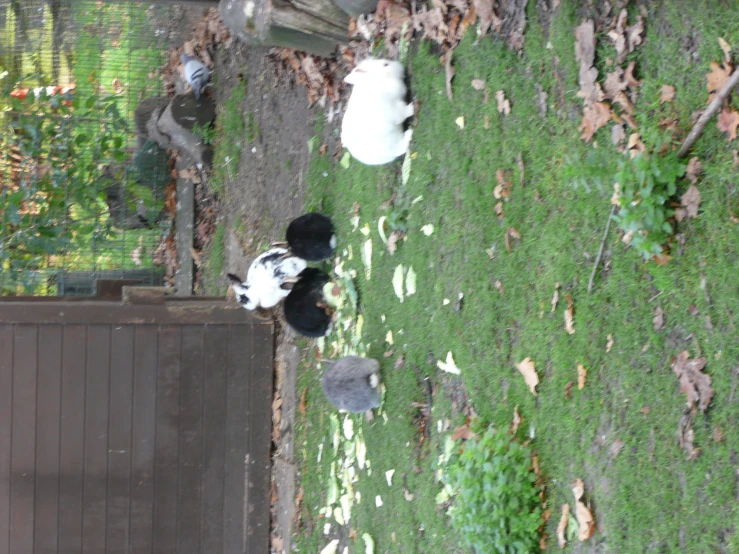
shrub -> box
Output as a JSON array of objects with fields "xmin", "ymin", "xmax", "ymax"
[
  {"xmin": 444, "ymin": 426, "xmax": 542, "ymax": 554},
  {"xmin": 611, "ymin": 136, "xmax": 686, "ymax": 260}
]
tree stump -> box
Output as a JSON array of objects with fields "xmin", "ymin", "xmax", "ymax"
[{"xmin": 219, "ymin": 0, "xmax": 350, "ymax": 57}]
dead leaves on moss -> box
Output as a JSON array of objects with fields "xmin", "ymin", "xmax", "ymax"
[
  {"xmin": 572, "ymin": 479, "xmax": 595, "ymax": 541},
  {"xmin": 672, "ymin": 351, "xmax": 713, "ymax": 413},
  {"xmin": 516, "ymin": 357, "xmax": 539, "ymax": 395},
  {"xmin": 717, "ymin": 107, "xmax": 739, "ymax": 140}
]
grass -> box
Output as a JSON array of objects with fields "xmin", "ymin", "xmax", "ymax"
[
  {"xmin": 210, "ymin": 76, "xmax": 247, "ymax": 196},
  {"xmin": 291, "ymin": 2, "xmax": 739, "ymax": 552},
  {"xmin": 202, "ymin": 222, "xmax": 226, "ymax": 296}
]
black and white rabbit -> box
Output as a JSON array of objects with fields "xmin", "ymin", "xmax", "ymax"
[
  {"xmin": 321, "ymin": 356, "xmax": 382, "ymax": 413},
  {"xmin": 283, "ymin": 268, "xmax": 333, "ymax": 338},
  {"xmin": 341, "ymin": 58, "xmax": 414, "ymax": 166},
  {"xmin": 285, "ymin": 212, "xmax": 337, "ymax": 262},
  {"xmin": 228, "ymin": 248, "xmax": 306, "ymax": 311}
]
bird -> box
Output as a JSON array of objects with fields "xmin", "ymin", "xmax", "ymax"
[
  {"xmin": 284, "ymin": 213, "xmax": 337, "ymax": 261},
  {"xmin": 180, "ymin": 54, "xmax": 210, "ymax": 100},
  {"xmin": 227, "ymin": 248, "xmax": 306, "ymax": 311}
]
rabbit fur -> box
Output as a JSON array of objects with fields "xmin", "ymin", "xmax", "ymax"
[
  {"xmin": 321, "ymin": 356, "xmax": 382, "ymax": 413},
  {"xmin": 228, "ymin": 248, "xmax": 306, "ymax": 310},
  {"xmin": 286, "ymin": 212, "xmax": 337, "ymax": 261},
  {"xmin": 341, "ymin": 58, "xmax": 414, "ymax": 166},
  {"xmin": 284, "ymin": 268, "xmax": 333, "ymax": 338}
]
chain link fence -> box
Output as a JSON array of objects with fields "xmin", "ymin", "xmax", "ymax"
[{"xmin": 0, "ymin": 0, "xmax": 202, "ymax": 296}]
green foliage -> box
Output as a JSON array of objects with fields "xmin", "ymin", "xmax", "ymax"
[
  {"xmin": 611, "ymin": 134, "xmax": 686, "ymax": 260},
  {"xmin": 192, "ymin": 121, "xmax": 215, "ymax": 145},
  {"xmin": 444, "ymin": 426, "xmax": 542, "ymax": 554}
]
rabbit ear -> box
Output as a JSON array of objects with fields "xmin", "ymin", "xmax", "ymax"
[{"xmin": 344, "ymin": 67, "xmax": 367, "ymax": 85}]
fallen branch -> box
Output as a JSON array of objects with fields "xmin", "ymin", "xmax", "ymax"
[
  {"xmin": 588, "ymin": 205, "xmax": 617, "ymax": 293},
  {"xmin": 678, "ymin": 67, "xmax": 739, "ymax": 158}
]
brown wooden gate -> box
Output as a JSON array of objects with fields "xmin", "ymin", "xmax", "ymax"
[{"xmin": 0, "ymin": 294, "xmax": 273, "ymax": 554}]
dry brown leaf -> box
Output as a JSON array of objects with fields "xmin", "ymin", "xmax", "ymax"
[
  {"xmin": 606, "ymin": 334, "xmax": 614, "ymax": 352},
  {"xmin": 510, "ymin": 405, "xmax": 522, "ymax": 434},
  {"xmin": 639, "ymin": 406, "xmax": 651, "ymax": 416},
  {"xmin": 505, "ymin": 227, "xmax": 521, "ymax": 252},
  {"xmin": 403, "ymin": 487, "xmax": 414, "ymax": 501},
  {"xmin": 653, "ymin": 253, "xmax": 672, "ymax": 265},
  {"xmin": 494, "ymin": 169, "xmax": 512, "ymax": 199},
  {"xmin": 517, "ymin": 152, "xmax": 525, "ymax": 188},
  {"xmin": 678, "ymin": 410, "xmax": 701, "ymax": 460},
  {"xmin": 299, "ymin": 387, "xmax": 307, "ymax": 417},
  {"xmin": 607, "ymin": 9, "xmax": 628, "ymax": 64},
  {"xmin": 706, "ymin": 61, "xmax": 733, "ymax": 103},
  {"xmin": 484, "ymin": 115, "xmax": 490, "ymax": 129},
  {"xmin": 572, "ymin": 479, "xmax": 595, "ymax": 541},
  {"xmin": 565, "ymin": 381, "xmax": 574, "ymax": 399},
  {"xmin": 556, "ymin": 504, "xmax": 569, "ymax": 548},
  {"xmin": 452, "ymin": 423, "xmax": 474, "ymax": 441},
  {"xmin": 603, "ymin": 68, "xmax": 627, "ymax": 99},
  {"xmin": 564, "ymin": 294, "xmax": 575, "ymax": 335},
  {"xmin": 653, "ymin": 306, "xmax": 665, "ymax": 330},
  {"xmin": 444, "ymin": 50, "xmax": 455, "ymax": 102},
  {"xmin": 579, "ymin": 102, "xmax": 612, "ymax": 142},
  {"xmin": 471, "ymin": 78, "xmax": 486, "ymax": 90},
  {"xmin": 660, "ymin": 84, "xmax": 676, "ymax": 104},
  {"xmin": 394, "ymin": 354, "xmax": 405, "ymax": 370},
  {"xmin": 626, "ymin": 15, "xmax": 645, "ymax": 54},
  {"xmin": 575, "ymin": 20, "xmax": 596, "ymax": 68},
  {"xmin": 551, "ymin": 282, "xmax": 560, "ymax": 312},
  {"xmin": 624, "ymin": 61, "xmax": 641, "ymax": 88},
  {"xmin": 621, "ymin": 112, "xmax": 638, "ymax": 129},
  {"xmin": 516, "ymin": 357, "xmax": 539, "ymax": 395},
  {"xmin": 495, "ymin": 90, "xmax": 511, "ymax": 115},
  {"xmin": 672, "ymin": 351, "xmax": 713, "ymax": 412},
  {"xmin": 494, "ymin": 280, "xmax": 504, "ymax": 295},
  {"xmin": 387, "ymin": 230, "xmax": 404, "ymax": 254},
  {"xmin": 719, "ymin": 37, "xmax": 732, "ymax": 63},
  {"xmin": 473, "ymin": 0, "xmax": 499, "ymax": 37},
  {"xmin": 627, "ymin": 132, "xmax": 647, "ymax": 158},
  {"xmin": 686, "ymin": 157, "xmax": 703, "ymax": 184},
  {"xmin": 681, "ymin": 185, "xmax": 701, "ymax": 219},
  {"xmin": 494, "ymin": 201, "xmax": 504, "ymax": 218},
  {"xmin": 717, "ymin": 107, "xmax": 739, "ymax": 140},
  {"xmin": 532, "ymin": 454, "xmax": 541, "ymax": 476},
  {"xmin": 577, "ymin": 363, "xmax": 587, "ymax": 390},
  {"xmin": 713, "ymin": 425, "xmax": 725, "ymax": 442},
  {"xmin": 610, "ymin": 439, "xmax": 625, "ymax": 458}
]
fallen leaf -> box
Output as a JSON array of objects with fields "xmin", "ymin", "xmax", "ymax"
[
  {"xmin": 624, "ymin": 61, "xmax": 640, "ymax": 88},
  {"xmin": 551, "ymin": 282, "xmax": 560, "ymax": 312},
  {"xmin": 385, "ymin": 469, "xmax": 395, "ymax": 487},
  {"xmin": 612, "ymin": 124, "xmax": 626, "ymax": 146},
  {"xmin": 557, "ymin": 504, "xmax": 570, "ymax": 548},
  {"xmin": 660, "ymin": 84, "xmax": 676, "ymax": 104},
  {"xmin": 577, "ymin": 363, "xmax": 587, "ymax": 390},
  {"xmin": 362, "ymin": 238, "xmax": 373, "ymax": 280},
  {"xmin": 671, "ymin": 351, "xmax": 713, "ymax": 412},
  {"xmin": 606, "ymin": 334, "xmax": 614, "ymax": 352},
  {"xmin": 719, "ymin": 37, "xmax": 732, "ymax": 63},
  {"xmin": 455, "ymin": 116, "xmax": 465, "ymax": 129},
  {"xmin": 452, "ymin": 423, "xmax": 473, "ymax": 440},
  {"xmin": 564, "ymin": 294, "xmax": 575, "ymax": 335},
  {"xmin": 495, "ymin": 90, "xmax": 511, "ymax": 115},
  {"xmin": 609, "ymin": 439, "xmax": 625, "ymax": 458},
  {"xmin": 387, "ymin": 230, "xmax": 403, "ymax": 254},
  {"xmin": 299, "ymin": 387, "xmax": 307, "ymax": 417},
  {"xmin": 505, "ymin": 227, "xmax": 521, "ymax": 253},
  {"xmin": 510, "ymin": 405, "xmax": 522, "ymax": 434},
  {"xmin": 653, "ymin": 306, "xmax": 665, "ymax": 330},
  {"xmin": 681, "ymin": 185, "xmax": 701, "ymax": 219},
  {"xmin": 362, "ymin": 532, "xmax": 375, "ymax": 554},
  {"xmin": 494, "ymin": 169, "xmax": 512, "ymax": 199},
  {"xmin": 565, "ymin": 381, "xmax": 574, "ymax": 399},
  {"xmin": 517, "ymin": 152, "xmax": 525, "ymax": 188},
  {"xmin": 403, "ymin": 487, "xmax": 414, "ymax": 501},
  {"xmin": 392, "ymin": 264, "xmax": 404, "ymax": 302},
  {"xmin": 471, "ymin": 78, "xmax": 486, "ymax": 90},
  {"xmin": 320, "ymin": 539, "xmax": 340, "ymax": 554},
  {"xmin": 717, "ymin": 107, "xmax": 739, "ymax": 140},
  {"xmin": 707, "ymin": 61, "xmax": 733, "ymax": 103},
  {"xmin": 494, "ymin": 201, "xmax": 504, "ymax": 218},
  {"xmin": 625, "ymin": 14, "xmax": 645, "ymax": 54},
  {"xmin": 686, "ymin": 157, "xmax": 703, "ymax": 184},
  {"xmin": 572, "ymin": 479, "xmax": 595, "ymax": 541},
  {"xmin": 678, "ymin": 410, "xmax": 701, "ymax": 460},
  {"xmin": 494, "ymin": 280, "xmax": 504, "ymax": 296},
  {"xmin": 437, "ymin": 351, "xmax": 461, "ymax": 375},
  {"xmin": 627, "ymin": 132, "xmax": 647, "ymax": 158},
  {"xmin": 516, "ymin": 357, "xmax": 539, "ymax": 395},
  {"xmin": 405, "ymin": 266, "xmax": 417, "ymax": 297},
  {"xmin": 421, "ymin": 224, "xmax": 434, "ymax": 236},
  {"xmin": 639, "ymin": 406, "xmax": 651, "ymax": 416},
  {"xmin": 394, "ymin": 355, "xmax": 405, "ymax": 370},
  {"xmin": 607, "ymin": 10, "xmax": 628, "ymax": 63},
  {"xmin": 603, "ymin": 68, "xmax": 627, "ymax": 99},
  {"xmin": 444, "ymin": 50, "xmax": 455, "ymax": 101},
  {"xmin": 340, "ymin": 151, "xmax": 351, "ymax": 168},
  {"xmin": 579, "ymin": 102, "xmax": 612, "ymax": 142}
]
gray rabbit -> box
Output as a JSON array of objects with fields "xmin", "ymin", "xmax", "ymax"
[{"xmin": 321, "ymin": 356, "xmax": 382, "ymax": 413}]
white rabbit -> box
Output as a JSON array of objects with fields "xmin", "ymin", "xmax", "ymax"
[
  {"xmin": 341, "ymin": 58, "xmax": 414, "ymax": 166},
  {"xmin": 228, "ymin": 248, "xmax": 306, "ymax": 311}
]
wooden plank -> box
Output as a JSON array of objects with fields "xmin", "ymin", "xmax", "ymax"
[
  {"xmin": 82, "ymin": 325, "xmax": 111, "ymax": 554},
  {"xmin": 122, "ymin": 287, "xmax": 166, "ymax": 305},
  {"xmin": 0, "ymin": 301, "xmax": 264, "ymax": 325},
  {"xmin": 0, "ymin": 325, "xmax": 13, "ymax": 554},
  {"xmin": 153, "ymin": 326, "xmax": 181, "ymax": 554},
  {"xmin": 129, "ymin": 326, "xmax": 158, "ymax": 553},
  {"xmin": 106, "ymin": 325, "xmax": 135, "ymax": 554},
  {"xmin": 176, "ymin": 326, "xmax": 204, "ymax": 554},
  {"xmin": 9, "ymin": 325, "xmax": 38, "ymax": 554},
  {"xmin": 58, "ymin": 325, "xmax": 87, "ymax": 554},
  {"xmin": 245, "ymin": 324, "xmax": 274, "ymax": 553},
  {"xmin": 34, "ymin": 325, "xmax": 62, "ymax": 554},
  {"xmin": 200, "ymin": 325, "xmax": 228, "ymax": 554}
]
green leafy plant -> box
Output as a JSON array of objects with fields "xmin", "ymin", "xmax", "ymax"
[
  {"xmin": 611, "ymin": 134, "xmax": 686, "ymax": 260},
  {"xmin": 192, "ymin": 121, "xmax": 215, "ymax": 145},
  {"xmin": 441, "ymin": 425, "xmax": 542, "ymax": 554}
]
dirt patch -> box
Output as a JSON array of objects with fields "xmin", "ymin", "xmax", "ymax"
[{"xmin": 211, "ymin": 42, "xmax": 322, "ymax": 277}]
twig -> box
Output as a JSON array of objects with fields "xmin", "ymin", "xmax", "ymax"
[
  {"xmin": 678, "ymin": 67, "xmax": 739, "ymax": 158},
  {"xmin": 588, "ymin": 205, "xmax": 617, "ymax": 293}
]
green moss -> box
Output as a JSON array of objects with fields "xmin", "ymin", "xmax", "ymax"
[{"xmin": 210, "ymin": 79, "xmax": 247, "ymax": 196}]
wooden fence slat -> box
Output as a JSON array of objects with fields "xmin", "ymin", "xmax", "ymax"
[
  {"xmin": 34, "ymin": 325, "xmax": 62, "ymax": 554},
  {"xmin": 0, "ymin": 326, "xmax": 14, "ymax": 554}
]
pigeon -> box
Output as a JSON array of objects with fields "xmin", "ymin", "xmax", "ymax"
[{"xmin": 180, "ymin": 54, "xmax": 210, "ymax": 100}]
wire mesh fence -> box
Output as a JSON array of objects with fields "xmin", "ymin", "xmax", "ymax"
[{"xmin": 0, "ymin": 0, "xmax": 198, "ymax": 296}]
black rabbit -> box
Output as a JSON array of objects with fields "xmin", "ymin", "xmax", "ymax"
[
  {"xmin": 283, "ymin": 268, "xmax": 333, "ymax": 337},
  {"xmin": 285, "ymin": 213, "xmax": 336, "ymax": 262},
  {"xmin": 321, "ymin": 356, "xmax": 382, "ymax": 413}
]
